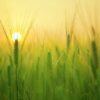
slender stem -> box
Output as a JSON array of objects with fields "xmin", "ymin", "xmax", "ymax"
[
  {"xmin": 14, "ymin": 40, "xmax": 18, "ymax": 66},
  {"xmin": 7, "ymin": 65, "xmax": 12, "ymax": 100},
  {"xmin": 14, "ymin": 39, "xmax": 19, "ymax": 100}
]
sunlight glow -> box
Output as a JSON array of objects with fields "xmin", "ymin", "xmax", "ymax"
[{"xmin": 12, "ymin": 32, "xmax": 21, "ymax": 41}]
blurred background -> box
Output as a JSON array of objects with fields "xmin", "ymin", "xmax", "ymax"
[{"xmin": 0, "ymin": 0, "xmax": 100, "ymax": 49}]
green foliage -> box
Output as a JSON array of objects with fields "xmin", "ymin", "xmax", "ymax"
[
  {"xmin": 0, "ymin": 38, "xmax": 100, "ymax": 100},
  {"xmin": 0, "ymin": 24, "xmax": 100, "ymax": 100}
]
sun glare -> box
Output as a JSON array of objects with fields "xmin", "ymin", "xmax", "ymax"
[{"xmin": 12, "ymin": 32, "xmax": 21, "ymax": 41}]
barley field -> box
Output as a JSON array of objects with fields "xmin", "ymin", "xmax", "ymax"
[{"xmin": 0, "ymin": 0, "xmax": 100, "ymax": 100}]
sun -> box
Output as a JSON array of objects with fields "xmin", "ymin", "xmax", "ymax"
[{"xmin": 12, "ymin": 32, "xmax": 21, "ymax": 41}]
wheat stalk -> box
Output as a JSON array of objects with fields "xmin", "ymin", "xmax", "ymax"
[
  {"xmin": 14, "ymin": 39, "xmax": 19, "ymax": 100},
  {"xmin": 90, "ymin": 26, "xmax": 98, "ymax": 79},
  {"xmin": 7, "ymin": 65, "xmax": 12, "ymax": 100}
]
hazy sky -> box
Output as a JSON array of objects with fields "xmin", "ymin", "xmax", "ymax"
[{"xmin": 0, "ymin": 0, "xmax": 100, "ymax": 44}]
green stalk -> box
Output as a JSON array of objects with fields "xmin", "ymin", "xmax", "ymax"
[
  {"xmin": 14, "ymin": 40, "xmax": 18, "ymax": 66},
  {"xmin": 14, "ymin": 39, "xmax": 19, "ymax": 100},
  {"xmin": 91, "ymin": 27, "xmax": 98, "ymax": 79},
  {"xmin": 7, "ymin": 65, "xmax": 12, "ymax": 100},
  {"xmin": 66, "ymin": 33, "xmax": 71, "ymax": 52}
]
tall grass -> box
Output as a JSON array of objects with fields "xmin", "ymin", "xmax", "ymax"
[
  {"xmin": 14, "ymin": 39, "xmax": 19, "ymax": 100},
  {"xmin": 90, "ymin": 26, "xmax": 98, "ymax": 78},
  {"xmin": 0, "ymin": 9, "xmax": 100, "ymax": 100}
]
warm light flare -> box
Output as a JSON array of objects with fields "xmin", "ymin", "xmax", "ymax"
[{"xmin": 12, "ymin": 32, "xmax": 21, "ymax": 41}]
